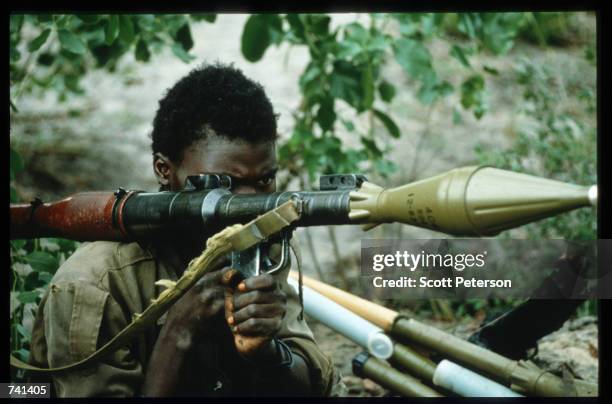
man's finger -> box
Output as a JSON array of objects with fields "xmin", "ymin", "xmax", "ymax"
[
  {"xmin": 220, "ymin": 267, "xmax": 242, "ymax": 288},
  {"xmin": 232, "ymin": 303, "xmax": 285, "ymax": 325},
  {"xmin": 232, "ymin": 317, "xmax": 282, "ymax": 336},
  {"xmin": 194, "ymin": 266, "xmax": 231, "ymax": 291},
  {"xmin": 236, "ymin": 274, "xmax": 276, "ymax": 292},
  {"xmin": 233, "ymin": 290, "xmax": 286, "ymax": 311}
]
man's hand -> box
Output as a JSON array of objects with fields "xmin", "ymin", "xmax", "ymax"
[
  {"xmin": 164, "ymin": 260, "xmax": 231, "ymax": 340},
  {"xmin": 222, "ymin": 269, "xmax": 287, "ymax": 358}
]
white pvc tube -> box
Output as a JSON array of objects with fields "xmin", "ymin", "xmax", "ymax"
[
  {"xmin": 288, "ymin": 278, "xmax": 393, "ymax": 359},
  {"xmin": 433, "ymin": 359, "xmax": 522, "ymax": 397}
]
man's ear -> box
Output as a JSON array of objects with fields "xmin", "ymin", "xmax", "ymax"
[{"xmin": 153, "ymin": 152, "xmax": 174, "ymax": 188}]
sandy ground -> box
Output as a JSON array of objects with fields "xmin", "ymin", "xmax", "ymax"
[{"xmin": 10, "ymin": 14, "xmax": 598, "ymax": 397}]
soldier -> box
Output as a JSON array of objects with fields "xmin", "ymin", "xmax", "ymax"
[{"xmin": 28, "ymin": 63, "xmax": 343, "ymax": 397}]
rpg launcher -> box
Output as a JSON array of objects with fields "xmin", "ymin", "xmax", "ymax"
[{"xmin": 10, "ymin": 166, "xmax": 596, "ymax": 278}]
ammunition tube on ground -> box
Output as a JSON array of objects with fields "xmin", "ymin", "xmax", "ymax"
[
  {"xmin": 390, "ymin": 343, "xmax": 437, "ymax": 382},
  {"xmin": 295, "ymin": 273, "xmax": 597, "ymax": 397},
  {"xmin": 393, "ymin": 318, "xmax": 512, "ymax": 380},
  {"xmin": 352, "ymin": 352, "xmax": 443, "ymax": 397},
  {"xmin": 392, "ymin": 317, "xmax": 597, "ymax": 397},
  {"xmin": 433, "ymin": 359, "xmax": 522, "ymax": 397},
  {"xmin": 290, "ymin": 271, "xmax": 397, "ymax": 331},
  {"xmin": 288, "ymin": 278, "xmax": 393, "ymax": 359}
]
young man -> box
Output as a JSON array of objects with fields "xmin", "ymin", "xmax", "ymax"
[{"xmin": 29, "ymin": 63, "xmax": 342, "ymax": 397}]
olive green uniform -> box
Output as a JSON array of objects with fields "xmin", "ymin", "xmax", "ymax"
[{"xmin": 29, "ymin": 240, "xmax": 342, "ymax": 397}]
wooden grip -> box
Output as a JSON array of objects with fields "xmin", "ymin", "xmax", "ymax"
[{"xmin": 10, "ymin": 192, "xmax": 128, "ymax": 241}]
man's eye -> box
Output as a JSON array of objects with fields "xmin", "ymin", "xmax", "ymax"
[{"xmin": 258, "ymin": 176, "xmax": 275, "ymax": 186}]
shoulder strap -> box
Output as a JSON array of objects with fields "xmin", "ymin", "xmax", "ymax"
[{"xmin": 11, "ymin": 200, "xmax": 302, "ymax": 373}]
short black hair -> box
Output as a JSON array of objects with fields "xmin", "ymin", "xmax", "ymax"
[{"xmin": 151, "ymin": 62, "xmax": 278, "ymax": 163}]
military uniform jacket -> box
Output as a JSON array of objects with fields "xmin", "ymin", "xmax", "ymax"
[{"xmin": 28, "ymin": 240, "xmax": 339, "ymax": 397}]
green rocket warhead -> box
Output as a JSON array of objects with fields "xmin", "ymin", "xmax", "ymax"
[{"xmin": 349, "ymin": 166, "xmax": 597, "ymax": 236}]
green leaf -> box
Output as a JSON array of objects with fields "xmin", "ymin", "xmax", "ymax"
[
  {"xmin": 267, "ymin": 14, "xmax": 284, "ymax": 45},
  {"xmin": 175, "ymin": 23, "xmax": 194, "ymax": 51},
  {"xmin": 191, "ymin": 14, "xmax": 217, "ymax": 23},
  {"xmin": 37, "ymin": 52, "xmax": 55, "ymax": 66},
  {"xmin": 378, "ymin": 80, "xmax": 396, "ymax": 103},
  {"xmin": 360, "ymin": 67, "xmax": 374, "ymax": 110},
  {"xmin": 135, "ymin": 38, "xmax": 151, "ymax": 62},
  {"xmin": 13, "ymin": 349, "xmax": 30, "ymax": 362},
  {"xmin": 36, "ymin": 14, "xmax": 53, "ymax": 24},
  {"xmin": 136, "ymin": 14, "xmax": 155, "ymax": 31},
  {"xmin": 77, "ymin": 15, "xmax": 100, "ymax": 24},
  {"xmin": 394, "ymin": 38, "xmax": 435, "ymax": 82},
  {"xmin": 286, "ymin": 14, "xmax": 306, "ymax": 42},
  {"xmin": 373, "ymin": 109, "xmax": 400, "ymax": 138},
  {"xmin": 11, "ymin": 239, "xmax": 26, "ymax": 250},
  {"xmin": 481, "ymin": 13, "xmax": 523, "ymax": 55},
  {"xmin": 458, "ymin": 13, "xmax": 480, "ymax": 40},
  {"xmin": 316, "ymin": 97, "xmax": 336, "ymax": 132},
  {"xmin": 10, "ymin": 99, "xmax": 19, "ymax": 113},
  {"xmin": 25, "ymin": 251, "xmax": 59, "ymax": 274},
  {"xmin": 460, "ymin": 74, "xmax": 488, "ymax": 119},
  {"xmin": 450, "ymin": 44, "xmax": 471, "ymax": 68},
  {"xmin": 28, "ymin": 28, "xmax": 52, "ymax": 52},
  {"xmin": 361, "ymin": 136, "xmax": 383, "ymax": 158},
  {"xmin": 10, "ymin": 15, "xmax": 24, "ymax": 35},
  {"xmin": 23, "ymin": 271, "xmax": 40, "ymax": 290},
  {"xmin": 344, "ymin": 22, "xmax": 368, "ymax": 44},
  {"xmin": 483, "ymin": 65, "xmax": 499, "ymax": 75},
  {"xmin": 39, "ymin": 272, "xmax": 53, "ymax": 283},
  {"xmin": 329, "ymin": 61, "xmax": 362, "ymax": 111},
  {"xmin": 241, "ymin": 15, "xmax": 271, "ymax": 62},
  {"xmin": 17, "ymin": 291, "xmax": 39, "ymax": 304},
  {"xmin": 305, "ymin": 15, "xmax": 331, "ymax": 36},
  {"xmin": 64, "ymin": 74, "xmax": 83, "ymax": 94},
  {"xmin": 10, "ymin": 148, "xmax": 24, "ymax": 180},
  {"xmin": 119, "ymin": 15, "xmax": 135, "ymax": 45},
  {"xmin": 171, "ymin": 43, "xmax": 195, "ymax": 63},
  {"xmin": 418, "ymin": 80, "xmax": 453, "ymax": 105},
  {"xmin": 105, "ymin": 15, "xmax": 119, "ymax": 45},
  {"xmin": 58, "ymin": 29, "xmax": 87, "ymax": 55},
  {"xmin": 342, "ymin": 119, "xmax": 355, "ymax": 131},
  {"xmin": 336, "ymin": 40, "xmax": 361, "ymax": 60},
  {"xmin": 16, "ymin": 324, "xmax": 31, "ymax": 339}
]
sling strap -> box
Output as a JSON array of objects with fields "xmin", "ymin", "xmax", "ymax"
[{"xmin": 10, "ymin": 200, "xmax": 302, "ymax": 373}]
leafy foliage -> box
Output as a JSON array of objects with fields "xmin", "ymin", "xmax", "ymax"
[
  {"xmin": 10, "ymin": 238, "xmax": 79, "ymax": 379},
  {"xmin": 475, "ymin": 58, "xmax": 596, "ymax": 240},
  {"xmin": 238, "ymin": 13, "xmax": 548, "ymax": 185},
  {"xmin": 10, "ymin": 14, "xmax": 215, "ymax": 104}
]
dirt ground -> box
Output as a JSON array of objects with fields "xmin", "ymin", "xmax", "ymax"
[{"xmin": 10, "ymin": 14, "xmax": 598, "ymax": 397}]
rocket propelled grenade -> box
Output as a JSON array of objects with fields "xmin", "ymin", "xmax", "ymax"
[
  {"xmin": 10, "ymin": 166, "xmax": 596, "ymax": 241},
  {"xmin": 349, "ymin": 166, "xmax": 596, "ymax": 235}
]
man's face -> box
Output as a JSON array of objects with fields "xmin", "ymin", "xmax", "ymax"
[{"xmin": 155, "ymin": 134, "xmax": 278, "ymax": 194}]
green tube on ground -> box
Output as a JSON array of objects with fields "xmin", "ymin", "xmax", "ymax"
[
  {"xmin": 390, "ymin": 343, "xmax": 437, "ymax": 382},
  {"xmin": 352, "ymin": 352, "xmax": 444, "ymax": 397}
]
